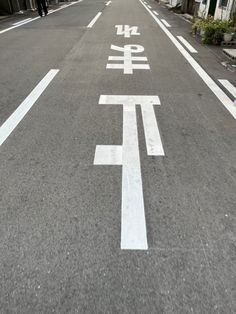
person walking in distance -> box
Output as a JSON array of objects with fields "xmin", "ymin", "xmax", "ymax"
[{"xmin": 36, "ymin": 0, "xmax": 48, "ymax": 17}]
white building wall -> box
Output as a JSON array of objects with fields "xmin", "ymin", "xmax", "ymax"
[
  {"xmin": 198, "ymin": 0, "xmax": 234, "ymax": 20},
  {"xmin": 214, "ymin": 0, "xmax": 233, "ymax": 20},
  {"xmin": 167, "ymin": 0, "xmax": 180, "ymax": 7},
  {"xmin": 198, "ymin": 1, "xmax": 210, "ymax": 18}
]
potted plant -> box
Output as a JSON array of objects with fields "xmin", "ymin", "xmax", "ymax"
[
  {"xmin": 222, "ymin": 19, "xmax": 235, "ymax": 42},
  {"xmin": 224, "ymin": 31, "xmax": 233, "ymax": 42}
]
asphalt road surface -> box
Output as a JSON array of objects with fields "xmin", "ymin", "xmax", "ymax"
[{"xmin": 0, "ymin": 0, "xmax": 236, "ymax": 313}]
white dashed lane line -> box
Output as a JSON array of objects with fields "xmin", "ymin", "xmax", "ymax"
[
  {"xmin": 161, "ymin": 19, "xmax": 171, "ymax": 27},
  {"xmin": 87, "ymin": 12, "xmax": 102, "ymax": 28},
  {"xmin": 219, "ymin": 80, "xmax": 236, "ymax": 98},
  {"xmin": 177, "ymin": 36, "xmax": 198, "ymax": 53},
  {"xmin": 139, "ymin": 0, "xmax": 236, "ymax": 120}
]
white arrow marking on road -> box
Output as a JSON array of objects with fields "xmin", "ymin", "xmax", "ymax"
[
  {"xmin": 94, "ymin": 95, "xmax": 165, "ymax": 250},
  {"xmin": 0, "ymin": 69, "xmax": 59, "ymax": 147}
]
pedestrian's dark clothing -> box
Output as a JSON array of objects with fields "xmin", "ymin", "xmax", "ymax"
[{"xmin": 36, "ymin": 0, "xmax": 48, "ymax": 16}]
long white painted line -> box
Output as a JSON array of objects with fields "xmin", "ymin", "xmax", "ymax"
[
  {"xmin": 87, "ymin": 12, "xmax": 102, "ymax": 28},
  {"xmin": 0, "ymin": 16, "xmax": 40, "ymax": 34},
  {"xmin": 106, "ymin": 1, "xmax": 112, "ymax": 6},
  {"xmin": 218, "ymin": 80, "xmax": 236, "ymax": 98},
  {"xmin": 0, "ymin": 1, "xmax": 82, "ymax": 35},
  {"xmin": 153, "ymin": 10, "xmax": 159, "ymax": 15},
  {"xmin": 121, "ymin": 102, "xmax": 148, "ymax": 250},
  {"xmin": 140, "ymin": 99, "xmax": 165, "ymax": 156},
  {"xmin": 0, "ymin": 69, "xmax": 59, "ymax": 147},
  {"xmin": 12, "ymin": 18, "xmax": 32, "ymax": 26},
  {"xmin": 139, "ymin": 0, "xmax": 236, "ymax": 120},
  {"xmin": 96, "ymin": 95, "xmax": 151, "ymax": 250},
  {"xmin": 47, "ymin": 0, "xmax": 83, "ymax": 15},
  {"xmin": 161, "ymin": 19, "xmax": 171, "ymax": 27},
  {"xmin": 177, "ymin": 36, "xmax": 197, "ymax": 53}
]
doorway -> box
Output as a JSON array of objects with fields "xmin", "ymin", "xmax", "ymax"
[{"xmin": 208, "ymin": 0, "xmax": 217, "ymax": 16}]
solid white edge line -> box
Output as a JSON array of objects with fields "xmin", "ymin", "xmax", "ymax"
[
  {"xmin": 12, "ymin": 18, "xmax": 32, "ymax": 26},
  {"xmin": 177, "ymin": 36, "xmax": 198, "ymax": 53},
  {"xmin": 0, "ymin": 16, "xmax": 40, "ymax": 34},
  {"xmin": 218, "ymin": 80, "xmax": 236, "ymax": 99},
  {"xmin": 139, "ymin": 0, "xmax": 236, "ymax": 120},
  {"xmin": 0, "ymin": 1, "xmax": 82, "ymax": 34},
  {"xmin": 161, "ymin": 19, "xmax": 171, "ymax": 27},
  {"xmin": 87, "ymin": 12, "xmax": 102, "ymax": 28},
  {"xmin": 0, "ymin": 69, "xmax": 59, "ymax": 147}
]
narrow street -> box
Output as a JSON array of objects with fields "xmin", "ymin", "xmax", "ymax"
[{"xmin": 0, "ymin": 0, "xmax": 235, "ymax": 312}]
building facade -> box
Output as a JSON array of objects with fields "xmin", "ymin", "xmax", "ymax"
[
  {"xmin": 0, "ymin": 0, "xmax": 39, "ymax": 14},
  {"xmin": 198, "ymin": 0, "xmax": 236, "ymax": 21}
]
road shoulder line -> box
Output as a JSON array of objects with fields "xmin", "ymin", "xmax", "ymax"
[
  {"xmin": 0, "ymin": 69, "xmax": 59, "ymax": 147},
  {"xmin": 139, "ymin": 0, "xmax": 236, "ymax": 120}
]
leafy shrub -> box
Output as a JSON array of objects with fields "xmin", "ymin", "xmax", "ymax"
[{"xmin": 192, "ymin": 16, "xmax": 236, "ymax": 44}]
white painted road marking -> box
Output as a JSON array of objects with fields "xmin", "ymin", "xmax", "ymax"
[
  {"xmin": 0, "ymin": 1, "xmax": 82, "ymax": 35},
  {"xmin": 115, "ymin": 25, "xmax": 140, "ymax": 38},
  {"xmin": 87, "ymin": 12, "xmax": 102, "ymax": 28},
  {"xmin": 47, "ymin": 0, "xmax": 83, "ymax": 15},
  {"xmin": 107, "ymin": 45, "xmax": 150, "ymax": 74},
  {"xmin": 139, "ymin": 0, "xmax": 236, "ymax": 120},
  {"xmin": 106, "ymin": 1, "xmax": 112, "ymax": 5},
  {"xmin": 161, "ymin": 19, "xmax": 171, "ymax": 27},
  {"xmin": 0, "ymin": 16, "xmax": 40, "ymax": 34},
  {"xmin": 153, "ymin": 10, "xmax": 159, "ymax": 15},
  {"xmin": 94, "ymin": 95, "xmax": 164, "ymax": 250},
  {"xmin": 177, "ymin": 36, "xmax": 197, "ymax": 53},
  {"xmin": 12, "ymin": 18, "xmax": 32, "ymax": 26},
  {"xmin": 94, "ymin": 145, "xmax": 122, "ymax": 165},
  {"xmin": 0, "ymin": 69, "xmax": 59, "ymax": 147},
  {"xmin": 147, "ymin": 5, "xmax": 152, "ymax": 8},
  {"xmin": 141, "ymin": 100, "xmax": 165, "ymax": 155},
  {"xmin": 218, "ymin": 80, "xmax": 236, "ymax": 98}
]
